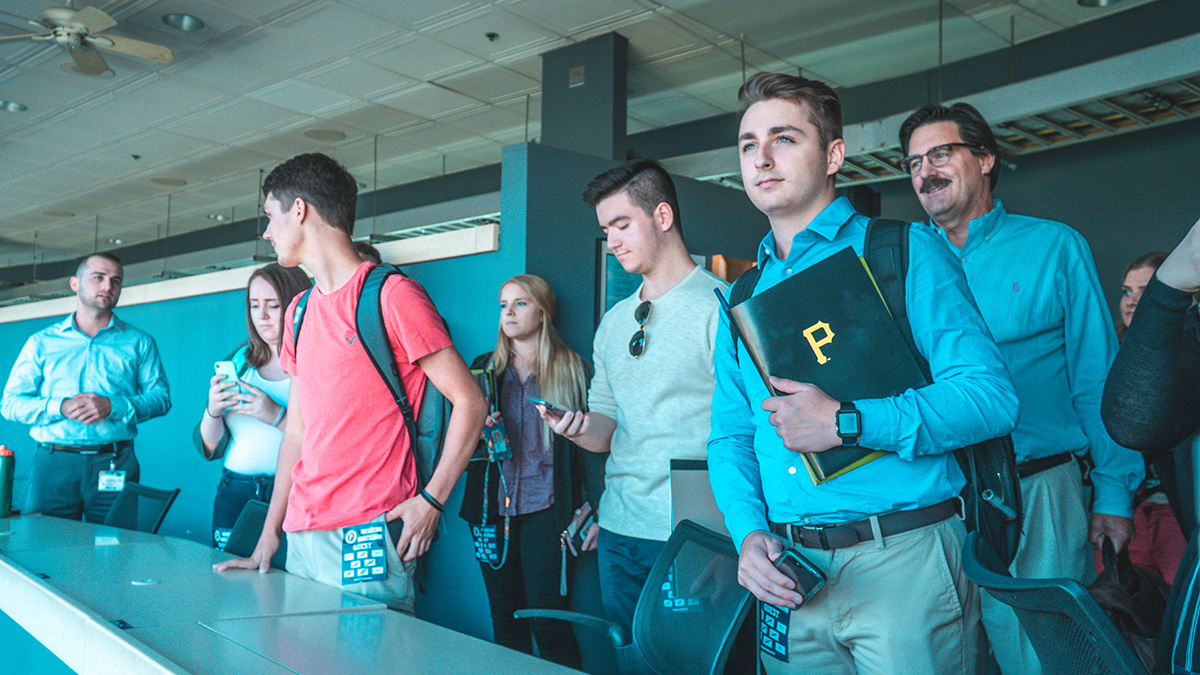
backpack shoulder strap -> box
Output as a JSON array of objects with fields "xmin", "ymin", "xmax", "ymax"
[
  {"xmin": 726, "ymin": 265, "xmax": 762, "ymax": 358},
  {"xmin": 356, "ymin": 264, "xmax": 415, "ymax": 425},
  {"xmin": 291, "ymin": 287, "xmax": 314, "ymax": 351},
  {"xmin": 864, "ymin": 218, "xmax": 931, "ymax": 380}
]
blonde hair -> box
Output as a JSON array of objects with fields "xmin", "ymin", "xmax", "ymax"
[{"xmin": 491, "ymin": 274, "xmax": 588, "ymax": 448}]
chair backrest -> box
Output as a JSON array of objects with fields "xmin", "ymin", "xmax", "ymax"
[
  {"xmin": 631, "ymin": 520, "xmax": 753, "ymax": 675},
  {"xmin": 961, "ymin": 532, "xmax": 1148, "ymax": 675},
  {"xmin": 223, "ymin": 499, "xmax": 287, "ymax": 570},
  {"xmin": 102, "ymin": 482, "xmax": 180, "ymax": 534}
]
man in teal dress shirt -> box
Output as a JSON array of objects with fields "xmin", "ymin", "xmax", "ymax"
[
  {"xmin": 708, "ymin": 72, "xmax": 1018, "ymax": 674},
  {"xmin": 2, "ymin": 253, "xmax": 170, "ymax": 523},
  {"xmin": 898, "ymin": 102, "xmax": 1143, "ymax": 675}
]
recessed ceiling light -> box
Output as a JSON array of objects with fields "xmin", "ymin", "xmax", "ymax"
[
  {"xmin": 107, "ymin": 238, "xmax": 125, "ymax": 245},
  {"xmin": 162, "ymin": 13, "xmax": 205, "ymax": 32},
  {"xmin": 207, "ymin": 214, "xmax": 228, "ymax": 222},
  {"xmin": 303, "ymin": 128, "xmax": 346, "ymax": 142},
  {"xmin": 151, "ymin": 177, "xmax": 188, "ymax": 187},
  {"xmin": 1078, "ymin": 0, "xmax": 1122, "ymax": 5},
  {"xmin": 0, "ymin": 100, "xmax": 27, "ymax": 113},
  {"xmin": 41, "ymin": 209, "xmax": 75, "ymax": 218}
]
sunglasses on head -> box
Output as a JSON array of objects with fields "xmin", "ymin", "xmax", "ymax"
[{"xmin": 629, "ymin": 300, "xmax": 651, "ymax": 359}]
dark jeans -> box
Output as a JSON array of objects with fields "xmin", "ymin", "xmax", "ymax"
[
  {"xmin": 597, "ymin": 527, "xmax": 666, "ymax": 634},
  {"xmin": 26, "ymin": 444, "xmax": 139, "ymax": 523},
  {"xmin": 212, "ymin": 468, "xmax": 274, "ymax": 549},
  {"xmin": 479, "ymin": 506, "xmax": 581, "ymax": 669}
]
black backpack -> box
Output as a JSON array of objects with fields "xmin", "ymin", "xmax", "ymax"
[
  {"xmin": 727, "ymin": 218, "xmax": 1023, "ymax": 567},
  {"xmin": 292, "ymin": 263, "xmax": 451, "ymax": 490}
]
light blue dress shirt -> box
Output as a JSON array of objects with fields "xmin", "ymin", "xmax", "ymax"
[
  {"xmin": 708, "ymin": 197, "xmax": 1018, "ymax": 551},
  {"xmin": 2, "ymin": 313, "xmax": 171, "ymax": 444},
  {"xmin": 925, "ymin": 200, "xmax": 1143, "ymax": 518}
]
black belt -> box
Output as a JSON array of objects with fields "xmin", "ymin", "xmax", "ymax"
[
  {"xmin": 770, "ymin": 499, "xmax": 959, "ymax": 551},
  {"xmin": 1016, "ymin": 452, "xmax": 1073, "ymax": 479},
  {"xmin": 39, "ymin": 440, "xmax": 132, "ymax": 455}
]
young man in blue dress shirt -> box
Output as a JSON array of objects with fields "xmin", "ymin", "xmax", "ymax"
[
  {"xmin": 2, "ymin": 253, "xmax": 171, "ymax": 523},
  {"xmin": 707, "ymin": 72, "xmax": 1019, "ymax": 674},
  {"xmin": 898, "ymin": 102, "xmax": 1144, "ymax": 675}
]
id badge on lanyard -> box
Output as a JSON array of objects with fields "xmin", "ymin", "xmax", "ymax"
[
  {"xmin": 342, "ymin": 522, "xmax": 388, "ymax": 584},
  {"xmin": 759, "ymin": 601, "xmax": 791, "ymax": 662},
  {"xmin": 98, "ymin": 459, "xmax": 126, "ymax": 492}
]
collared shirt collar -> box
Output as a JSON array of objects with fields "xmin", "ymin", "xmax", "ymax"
[
  {"xmin": 57, "ymin": 312, "xmax": 122, "ymax": 337},
  {"xmin": 756, "ymin": 196, "xmax": 858, "ymax": 266},
  {"xmin": 931, "ymin": 199, "xmax": 1006, "ymax": 252}
]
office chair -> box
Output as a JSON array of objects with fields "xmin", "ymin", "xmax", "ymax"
[
  {"xmin": 102, "ymin": 482, "xmax": 180, "ymax": 534},
  {"xmin": 223, "ymin": 499, "xmax": 287, "ymax": 570},
  {"xmin": 516, "ymin": 519, "xmax": 752, "ymax": 675},
  {"xmin": 961, "ymin": 531, "xmax": 1149, "ymax": 675}
]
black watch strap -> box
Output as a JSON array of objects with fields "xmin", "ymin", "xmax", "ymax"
[{"xmin": 835, "ymin": 402, "xmax": 861, "ymax": 447}]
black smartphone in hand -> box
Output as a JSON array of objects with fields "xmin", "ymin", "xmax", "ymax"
[
  {"xmin": 774, "ymin": 548, "xmax": 825, "ymax": 606},
  {"xmin": 528, "ymin": 397, "xmax": 568, "ymax": 415}
]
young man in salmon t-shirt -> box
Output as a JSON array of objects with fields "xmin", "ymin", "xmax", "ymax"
[{"xmin": 214, "ymin": 153, "xmax": 489, "ymax": 612}]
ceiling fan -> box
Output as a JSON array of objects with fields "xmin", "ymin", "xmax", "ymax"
[{"xmin": 0, "ymin": 2, "xmax": 173, "ymax": 75}]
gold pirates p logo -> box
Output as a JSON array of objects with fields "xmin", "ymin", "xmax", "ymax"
[{"xmin": 803, "ymin": 321, "xmax": 834, "ymax": 364}]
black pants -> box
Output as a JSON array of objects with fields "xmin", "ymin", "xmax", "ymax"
[
  {"xmin": 212, "ymin": 468, "xmax": 274, "ymax": 549},
  {"xmin": 479, "ymin": 505, "xmax": 581, "ymax": 669},
  {"xmin": 26, "ymin": 445, "xmax": 139, "ymax": 523}
]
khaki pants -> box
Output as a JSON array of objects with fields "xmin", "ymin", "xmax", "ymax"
[
  {"xmin": 286, "ymin": 513, "xmax": 416, "ymax": 614},
  {"xmin": 980, "ymin": 459, "xmax": 1093, "ymax": 675},
  {"xmin": 764, "ymin": 517, "xmax": 979, "ymax": 675}
]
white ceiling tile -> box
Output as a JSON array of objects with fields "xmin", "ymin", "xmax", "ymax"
[
  {"xmin": 282, "ymin": 4, "xmax": 403, "ymax": 49},
  {"xmin": 353, "ymin": 0, "xmax": 485, "ymax": 30},
  {"xmin": 438, "ymin": 65, "xmax": 538, "ymax": 103},
  {"xmin": 226, "ymin": 26, "xmax": 339, "ymax": 74},
  {"xmin": 123, "ymin": 74, "xmax": 235, "ymax": 114},
  {"xmin": 75, "ymin": 91, "xmax": 186, "ymax": 128},
  {"xmin": 609, "ymin": 14, "xmax": 703, "ymax": 65},
  {"xmin": 361, "ymin": 35, "xmax": 482, "ymax": 81},
  {"xmin": 245, "ymin": 78, "xmax": 358, "ymax": 115},
  {"xmin": 296, "ymin": 59, "xmax": 417, "ymax": 99},
  {"xmin": 213, "ymin": 97, "xmax": 308, "ymax": 132},
  {"xmin": 376, "ymin": 83, "xmax": 482, "ymax": 119},
  {"xmin": 328, "ymin": 103, "xmax": 423, "ymax": 135},
  {"xmin": 426, "ymin": 6, "xmax": 559, "ymax": 60},
  {"xmin": 501, "ymin": 0, "xmax": 644, "ymax": 35},
  {"xmin": 164, "ymin": 53, "xmax": 282, "ymax": 95},
  {"xmin": 443, "ymin": 105, "xmax": 527, "ymax": 137}
]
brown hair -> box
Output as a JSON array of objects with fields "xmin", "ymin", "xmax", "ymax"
[
  {"xmin": 244, "ymin": 263, "xmax": 312, "ymax": 368},
  {"xmin": 1116, "ymin": 251, "xmax": 1169, "ymax": 342},
  {"xmin": 737, "ymin": 72, "xmax": 842, "ymax": 150}
]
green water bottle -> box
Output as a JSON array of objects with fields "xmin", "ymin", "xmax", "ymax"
[{"xmin": 0, "ymin": 445, "xmax": 14, "ymax": 518}]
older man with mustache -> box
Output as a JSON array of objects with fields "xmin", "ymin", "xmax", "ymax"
[{"xmin": 898, "ymin": 102, "xmax": 1144, "ymax": 675}]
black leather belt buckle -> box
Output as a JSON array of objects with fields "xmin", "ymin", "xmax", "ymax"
[{"xmin": 804, "ymin": 526, "xmax": 862, "ymax": 550}]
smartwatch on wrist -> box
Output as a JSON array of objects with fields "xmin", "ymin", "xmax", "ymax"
[{"xmin": 835, "ymin": 402, "xmax": 861, "ymax": 447}]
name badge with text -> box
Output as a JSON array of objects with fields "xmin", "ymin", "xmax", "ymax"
[{"xmin": 342, "ymin": 522, "xmax": 387, "ymax": 584}]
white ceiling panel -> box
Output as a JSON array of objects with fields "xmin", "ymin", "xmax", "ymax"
[
  {"xmin": 425, "ymin": 6, "xmax": 559, "ymax": 60},
  {"xmin": 163, "ymin": 52, "xmax": 283, "ymax": 96},
  {"xmin": 226, "ymin": 26, "xmax": 339, "ymax": 74},
  {"xmin": 444, "ymin": 104, "xmax": 527, "ymax": 138},
  {"xmin": 438, "ymin": 64, "xmax": 539, "ymax": 103},
  {"xmin": 123, "ymin": 74, "xmax": 236, "ymax": 115},
  {"xmin": 328, "ymin": 102, "xmax": 423, "ymax": 135},
  {"xmin": 296, "ymin": 59, "xmax": 417, "ymax": 99},
  {"xmin": 609, "ymin": 13, "xmax": 705, "ymax": 65},
  {"xmin": 353, "ymin": 0, "xmax": 485, "ymax": 30},
  {"xmin": 361, "ymin": 35, "xmax": 482, "ymax": 81},
  {"xmin": 502, "ymin": 0, "xmax": 643, "ymax": 35},
  {"xmin": 376, "ymin": 83, "xmax": 482, "ymax": 119},
  {"xmin": 245, "ymin": 78, "xmax": 357, "ymax": 115},
  {"xmin": 282, "ymin": 3, "xmax": 403, "ymax": 49}
]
